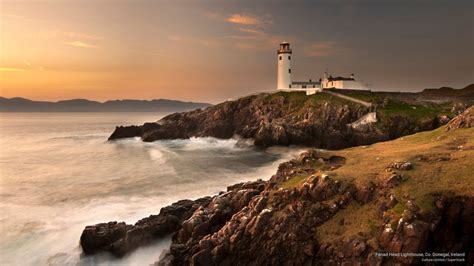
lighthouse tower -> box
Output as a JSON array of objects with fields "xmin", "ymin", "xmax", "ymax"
[{"xmin": 277, "ymin": 42, "xmax": 292, "ymax": 90}]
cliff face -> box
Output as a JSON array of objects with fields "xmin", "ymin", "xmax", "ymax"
[
  {"xmin": 109, "ymin": 91, "xmax": 462, "ymax": 149},
  {"xmin": 82, "ymin": 109, "xmax": 474, "ymax": 265}
]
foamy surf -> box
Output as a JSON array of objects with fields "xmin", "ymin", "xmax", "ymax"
[{"xmin": 0, "ymin": 113, "xmax": 304, "ymax": 265}]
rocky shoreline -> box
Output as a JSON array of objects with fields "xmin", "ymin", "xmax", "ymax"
[
  {"xmin": 81, "ymin": 148, "xmax": 474, "ymax": 265},
  {"xmin": 107, "ymin": 91, "xmax": 470, "ymax": 149},
  {"xmin": 80, "ymin": 107, "xmax": 473, "ymax": 264}
]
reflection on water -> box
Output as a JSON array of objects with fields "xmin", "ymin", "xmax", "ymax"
[{"xmin": 0, "ymin": 113, "xmax": 302, "ymax": 265}]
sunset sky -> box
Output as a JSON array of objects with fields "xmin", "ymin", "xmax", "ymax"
[{"xmin": 0, "ymin": 0, "xmax": 473, "ymax": 103}]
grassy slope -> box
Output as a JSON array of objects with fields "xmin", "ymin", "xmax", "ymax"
[{"xmin": 276, "ymin": 125, "xmax": 474, "ymax": 243}]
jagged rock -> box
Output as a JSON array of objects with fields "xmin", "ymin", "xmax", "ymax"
[
  {"xmin": 80, "ymin": 197, "xmax": 211, "ymax": 256},
  {"xmin": 388, "ymin": 194, "xmax": 398, "ymax": 208},
  {"xmin": 355, "ymin": 182, "xmax": 375, "ymax": 203},
  {"xmin": 406, "ymin": 200, "xmax": 420, "ymax": 213},
  {"xmin": 387, "ymin": 161, "xmax": 413, "ymax": 170},
  {"xmin": 383, "ymin": 172, "xmax": 403, "ymax": 188},
  {"xmin": 107, "ymin": 92, "xmax": 458, "ymax": 148},
  {"xmin": 446, "ymin": 106, "xmax": 473, "ymax": 130}
]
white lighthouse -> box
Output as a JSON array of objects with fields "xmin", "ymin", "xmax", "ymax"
[
  {"xmin": 275, "ymin": 42, "xmax": 368, "ymax": 94},
  {"xmin": 277, "ymin": 42, "xmax": 292, "ymax": 90}
]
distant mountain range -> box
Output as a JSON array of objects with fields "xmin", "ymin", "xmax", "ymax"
[{"xmin": 0, "ymin": 97, "xmax": 212, "ymax": 112}]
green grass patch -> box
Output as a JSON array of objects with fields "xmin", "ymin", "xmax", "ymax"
[
  {"xmin": 378, "ymin": 100, "xmax": 451, "ymax": 119},
  {"xmin": 390, "ymin": 202, "xmax": 405, "ymax": 217},
  {"xmin": 280, "ymin": 172, "xmax": 310, "ymax": 189}
]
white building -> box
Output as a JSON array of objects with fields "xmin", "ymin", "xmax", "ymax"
[
  {"xmin": 276, "ymin": 42, "xmax": 368, "ymax": 93},
  {"xmin": 321, "ymin": 72, "xmax": 368, "ymax": 90},
  {"xmin": 277, "ymin": 42, "xmax": 321, "ymax": 95}
]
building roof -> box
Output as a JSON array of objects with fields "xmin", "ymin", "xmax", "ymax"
[{"xmin": 327, "ymin": 76, "xmax": 355, "ymax": 81}]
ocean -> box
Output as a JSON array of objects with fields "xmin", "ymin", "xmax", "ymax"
[{"xmin": 0, "ymin": 112, "xmax": 302, "ymax": 265}]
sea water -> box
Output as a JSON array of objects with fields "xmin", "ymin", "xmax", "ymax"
[{"xmin": 0, "ymin": 112, "xmax": 302, "ymax": 265}]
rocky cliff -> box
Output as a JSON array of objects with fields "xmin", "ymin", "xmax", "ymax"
[
  {"xmin": 109, "ymin": 91, "xmax": 468, "ymax": 149},
  {"xmin": 82, "ymin": 108, "xmax": 474, "ymax": 265}
]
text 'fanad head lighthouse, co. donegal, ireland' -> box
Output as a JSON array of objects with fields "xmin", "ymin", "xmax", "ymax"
[{"xmin": 276, "ymin": 42, "xmax": 368, "ymax": 94}]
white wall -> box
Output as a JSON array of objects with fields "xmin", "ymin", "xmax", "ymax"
[
  {"xmin": 291, "ymin": 84, "xmax": 320, "ymax": 89},
  {"xmin": 277, "ymin": 53, "xmax": 292, "ymax": 90},
  {"xmin": 322, "ymin": 79, "xmax": 368, "ymax": 90}
]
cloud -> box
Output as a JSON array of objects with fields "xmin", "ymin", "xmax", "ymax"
[
  {"xmin": 306, "ymin": 42, "xmax": 337, "ymax": 57},
  {"xmin": 64, "ymin": 31, "xmax": 102, "ymax": 41},
  {"xmin": 0, "ymin": 67, "xmax": 26, "ymax": 72},
  {"xmin": 236, "ymin": 27, "xmax": 264, "ymax": 35},
  {"xmin": 40, "ymin": 30, "xmax": 102, "ymax": 41},
  {"xmin": 226, "ymin": 14, "xmax": 261, "ymax": 26},
  {"xmin": 23, "ymin": 59, "xmax": 32, "ymax": 67},
  {"xmin": 64, "ymin": 41, "xmax": 98, "ymax": 48}
]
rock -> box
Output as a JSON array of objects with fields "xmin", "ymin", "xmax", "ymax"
[
  {"xmin": 80, "ymin": 222, "xmax": 128, "ymax": 255},
  {"xmin": 355, "ymin": 182, "xmax": 375, "ymax": 203},
  {"xmin": 80, "ymin": 197, "xmax": 211, "ymax": 256},
  {"xmin": 388, "ymin": 194, "xmax": 398, "ymax": 208},
  {"xmin": 402, "ymin": 210, "xmax": 416, "ymax": 222},
  {"xmin": 406, "ymin": 200, "xmax": 420, "ymax": 213},
  {"xmin": 108, "ymin": 125, "xmax": 143, "ymax": 140},
  {"xmin": 446, "ymin": 106, "xmax": 473, "ymax": 131},
  {"xmin": 387, "ymin": 161, "xmax": 413, "ymax": 170},
  {"xmin": 190, "ymin": 249, "xmax": 213, "ymax": 266},
  {"xmin": 384, "ymin": 173, "xmax": 402, "ymax": 188}
]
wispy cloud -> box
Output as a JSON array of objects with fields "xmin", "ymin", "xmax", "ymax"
[
  {"xmin": 63, "ymin": 31, "xmax": 102, "ymax": 41},
  {"xmin": 40, "ymin": 30, "xmax": 102, "ymax": 41},
  {"xmin": 64, "ymin": 41, "xmax": 98, "ymax": 49},
  {"xmin": 236, "ymin": 27, "xmax": 264, "ymax": 35},
  {"xmin": 0, "ymin": 67, "xmax": 26, "ymax": 72},
  {"xmin": 23, "ymin": 59, "xmax": 32, "ymax": 67},
  {"xmin": 226, "ymin": 14, "xmax": 262, "ymax": 26},
  {"xmin": 5, "ymin": 14, "xmax": 26, "ymax": 20},
  {"xmin": 305, "ymin": 42, "xmax": 338, "ymax": 57}
]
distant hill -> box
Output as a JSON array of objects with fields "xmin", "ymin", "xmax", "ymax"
[
  {"xmin": 420, "ymin": 83, "xmax": 474, "ymax": 98},
  {"xmin": 0, "ymin": 97, "xmax": 212, "ymax": 112}
]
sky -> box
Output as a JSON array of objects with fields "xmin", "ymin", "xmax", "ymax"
[{"xmin": 0, "ymin": 0, "xmax": 473, "ymax": 103}]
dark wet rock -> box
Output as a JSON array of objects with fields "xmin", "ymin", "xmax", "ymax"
[{"xmin": 80, "ymin": 197, "xmax": 211, "ymax": 256}]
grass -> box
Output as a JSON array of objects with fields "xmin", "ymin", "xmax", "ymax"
[
  {"xmin": 265, "ymin": 91, "xmax": 356, "ymax": 113},
  {"xmin": 280, "ymin": 172, "xmax": 313, "ymax": 189},
  {"xmin": 378, "ymin": 100, "xmax": 451, "ymax": 119},
  {"xmin": 316, "ymin": 201, "xmax": 379, "ymax": 243},
  {"xmin": 314, "ymin": 126, "xmax": 474, "ymax": 242}
]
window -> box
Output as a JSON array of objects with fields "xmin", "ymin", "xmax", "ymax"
[
  {"xmin": 302, "ymin": 85, "xmax": 306, "ymax": 88},
  {"xmin": 289, "ymin": 84, "xmax": 292, "ymax": 88},
  {"xmin": 288, "ymin": 69, "xmax": 291, "ymax": 74},
  {"xmin": 279, "ymin": 56, "xmax": 282, "ymax": 60},
  {"xmin": 288, "ymin": 56, "xmax": 291, "ymax": 60}
]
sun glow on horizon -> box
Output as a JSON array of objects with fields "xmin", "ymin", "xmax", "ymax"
[{"xmin": 0, "ymin": 1, "xmax": 472, "ymax": 102}]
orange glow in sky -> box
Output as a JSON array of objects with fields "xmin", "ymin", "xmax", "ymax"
[{"xmin": 1, "ymin": 1, "xmax": 472, "ymax": 103}]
